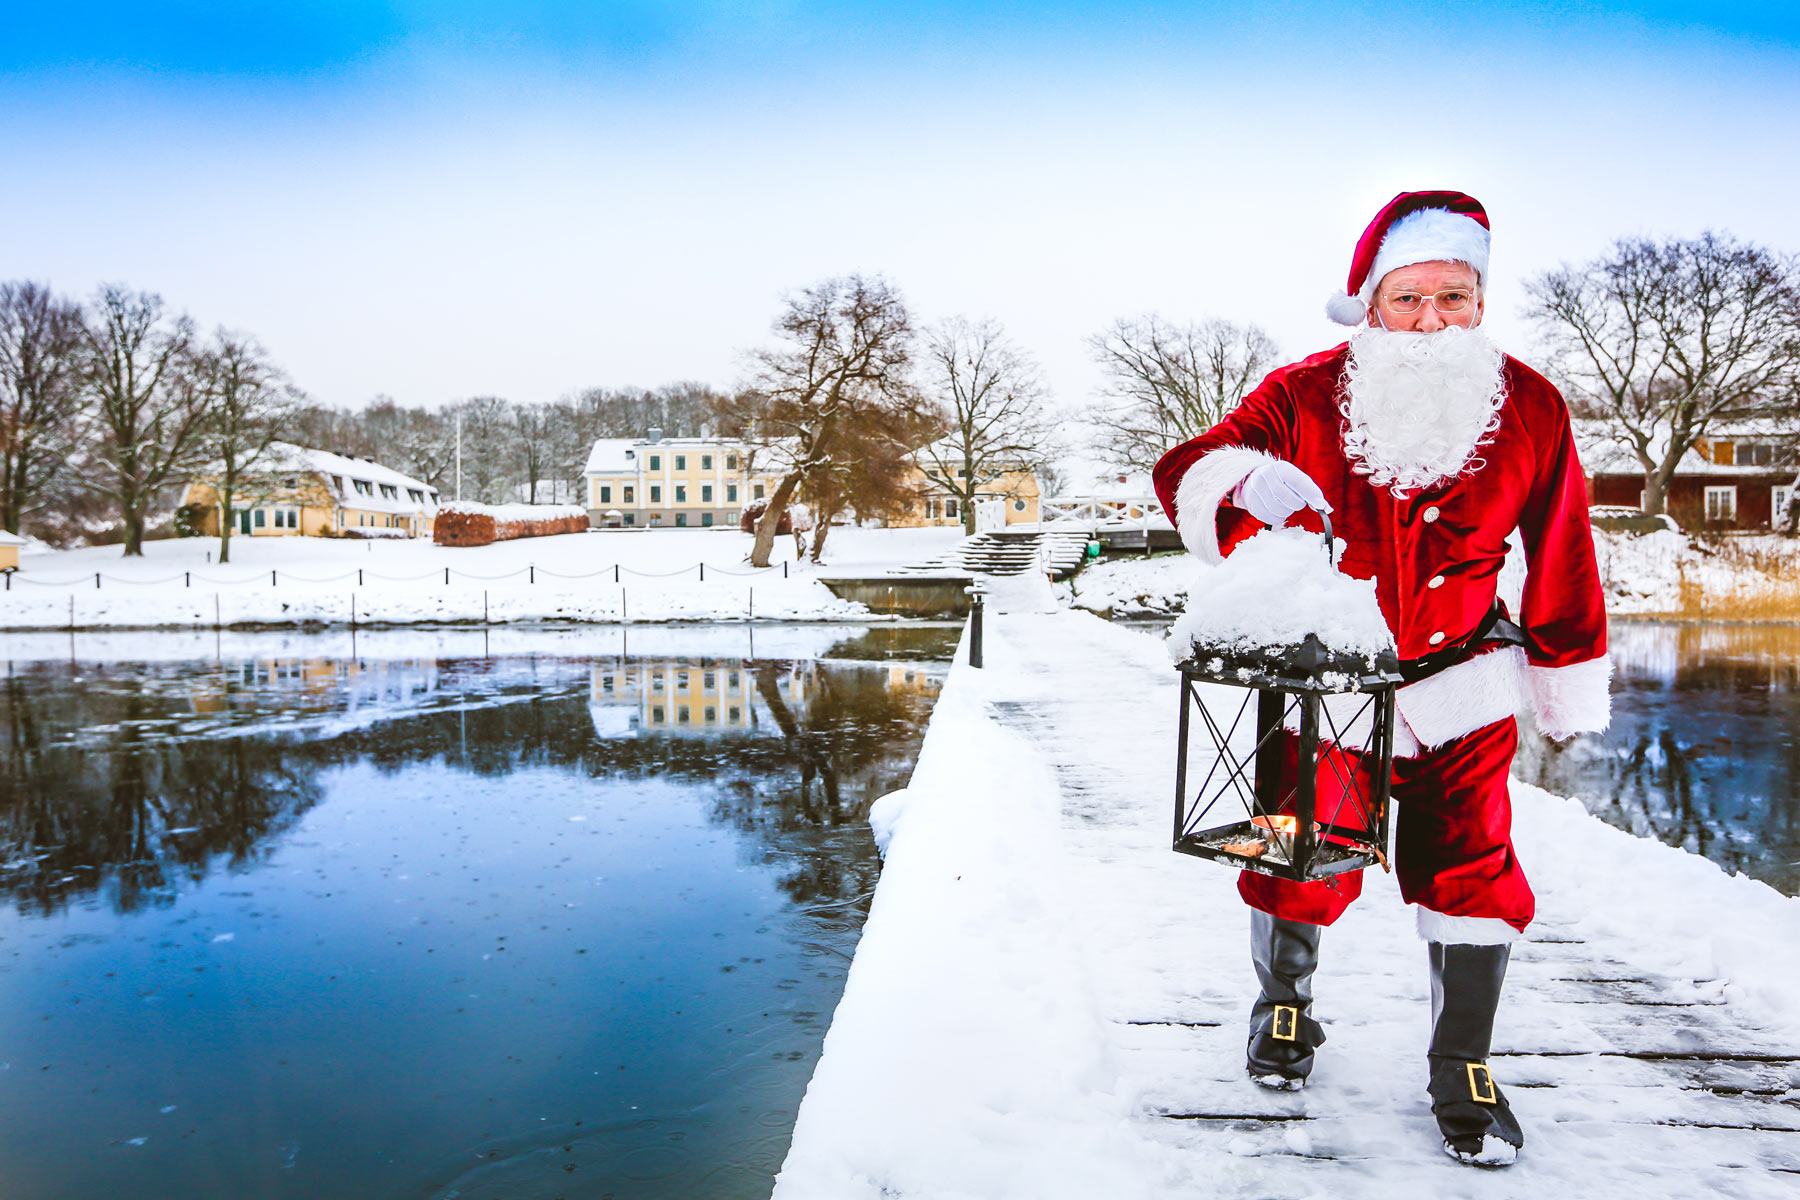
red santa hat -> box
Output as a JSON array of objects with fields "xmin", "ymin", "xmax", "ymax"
[{"xmin": 1325, "ymin": 190, "xmax": 1491, "ymax": 326}]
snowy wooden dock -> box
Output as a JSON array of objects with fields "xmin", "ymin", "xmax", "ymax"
[{"xmin": 774, "ymin": 611, "xmax": 1800, "ymax": 1200}]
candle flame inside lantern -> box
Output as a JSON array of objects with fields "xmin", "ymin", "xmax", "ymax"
[{"xmin": 1252, "ymin": 814, "xmax": 1300, "ymax": 836}]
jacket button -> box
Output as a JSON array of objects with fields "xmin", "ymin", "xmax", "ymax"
[
  {"xmin": 1428, "ymin": 631, "xmax": 1446, "ymax": 645},
  {"xmin": 1428, "ymin": 574, "xmax": 1445, "ymax": 588},
  {"xmin": 1422, "ymin": 506, "xmax": 1441, "ymax": 523}
]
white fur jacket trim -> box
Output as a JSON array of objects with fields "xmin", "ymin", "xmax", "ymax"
[
  {"xmin": 1394, "ymin": 645, "xmax": 1527, "ymax": 752},
  {"xmin": 1173, "ymin": 446, "xmax": 1281, "ymax": 562},
  {"xmin": 1527, "ymin": 654, "xmax": 1613, "ymax": 740},
  {"xmin": 1416, "ymin": 906, "xmax": 1521, "ymax": 946}
]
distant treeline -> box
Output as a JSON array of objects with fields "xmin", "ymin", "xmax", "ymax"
[
  {"xmin": 288, "ymin": 382, "xmax": 727, "ymax": 507},
  {"xmin": 0, "ymin": 275, "xmax": 734, "ymax": 548}
]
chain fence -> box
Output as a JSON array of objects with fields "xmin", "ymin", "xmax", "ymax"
[{"xmin": 2, "ymin": 559, "xmax": 802, "ymax": 591}]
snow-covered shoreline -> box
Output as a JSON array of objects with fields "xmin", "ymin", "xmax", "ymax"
[
  {"xmin": 1073, "ymin": 529, "xmax": 1800, "ymax": 621},
  {"xmin": 0, "ymin": 526, "xmax": 965, "ymax": 630},
  {"xmin": 774, "ymin": 612, "xmax": 1800, "ymax": 1199}
]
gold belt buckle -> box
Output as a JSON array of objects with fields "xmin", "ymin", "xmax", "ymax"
[
  {"xmin": 1272, "ymin": 1005, "xmax": 1299, "ymax": 1042},
  {"xmin": 1467, "ymin": 1062, "xmax": 1498, "ymax": 1104}
]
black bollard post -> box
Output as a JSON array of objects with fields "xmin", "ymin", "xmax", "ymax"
[{"xmin": 967, "ymin": 583, "xmax": 986, "ymax": 669}]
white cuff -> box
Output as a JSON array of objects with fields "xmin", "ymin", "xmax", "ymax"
[
  {"xmin": 1416, "ymin": 906, "xmax": 1521, "ymax": 946},
  {"xmin": 1173, "ymin": 446, "xmax": 1280, "ymax": 562},
  {"xmin": 1528, "ymin": 654, "xmax": 1613, "ymax": 740}
]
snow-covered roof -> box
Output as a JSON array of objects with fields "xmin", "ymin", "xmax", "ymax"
[
  {"xmin": 584, "ymin": 438, "xmax": 640, "ymax": 474},
  {"xmin": 251, "ymin": 443, "xmax": 440, "ymax": 515},
  {"xmin": 1574, "ymin": 419, "xmax": 1796, "ymax": 478},
  {"xmin": 0, "ymin": 530, "xmax": 26, "ymax": 547}
]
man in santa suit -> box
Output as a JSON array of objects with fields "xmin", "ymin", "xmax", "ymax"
[{"xmin": 1152, "ymin": 191, "xmax": 1610, "ymax": 1167}]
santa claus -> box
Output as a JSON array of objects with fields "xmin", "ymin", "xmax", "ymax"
[{"xmin": 1152, "ymin": 190, "xmax": 1609, "ymax": 1167}]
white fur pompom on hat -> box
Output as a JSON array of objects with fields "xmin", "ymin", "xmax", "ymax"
[{"xmin": 1326, "ymin": 291, "xmax": 1368, "ymax": 326}]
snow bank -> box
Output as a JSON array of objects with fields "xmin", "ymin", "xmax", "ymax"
[
  {"xmin": 1165, "ymin": 526, "xmax": 1392, "ymax": 662},
  {"xmin": 1594, "ymin": 528, "xmax": 1800, "ymax": 616},
  {"xmin": 1069, "ymin": 555, "xmax": 1193, "ymax": 617},
  {"xmin": 1075, "ymin": 526, "xmax": 1800, "ymax": 622},
  {"xmin": 1511, "ymin": 780, "xmax": 1800, "ymax": 1033},
  {"xmin": 773, "ymin": 631, "xmax": 1161, "ymax": 1200},
  {"xmin": 0, "ymin": 526, "xmax": 965, "ymax": 629}
]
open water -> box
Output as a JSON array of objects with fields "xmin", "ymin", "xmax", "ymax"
[
  {"xmin": 1514, "ymin": 620, "xmax": 1800, "ymax": 897},
  {"xmin": 0, "ymin": 623, "xmax": 959, "ymax": 1200}
]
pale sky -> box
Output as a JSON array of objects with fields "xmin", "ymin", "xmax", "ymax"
[{"xmin": 5, "ymin": 3, "xmax": 1798, "ymax": 421}]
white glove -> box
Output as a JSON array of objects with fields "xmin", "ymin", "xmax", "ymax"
[{"xmin": 1233, "ymin": 460, "xmax": 1332, "ymax": 527}]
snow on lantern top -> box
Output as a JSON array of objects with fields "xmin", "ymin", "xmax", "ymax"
[{"xmin": 1166, "ymin": 527, "xmax": 1397, "ymax": 686}]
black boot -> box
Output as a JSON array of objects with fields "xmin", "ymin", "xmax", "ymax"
[
  {"xmin": 1246, "ymin": 908, "xmax": 1326, "ymax": 1090},
  {"xmin": 1426, "ymin": 941, "xmax": 1525, "ymax": 1166}
]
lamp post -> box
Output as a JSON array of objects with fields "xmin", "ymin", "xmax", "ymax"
[{"xmin": 966, "ymin": 579, "xmax": 987, "ymax": 669}]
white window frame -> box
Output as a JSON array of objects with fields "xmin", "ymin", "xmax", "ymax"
[
  {"xmin": 1773, "ymin": 484, "xmax": 1795, "ymax": 527},
  {"xmin": 1704, "ymin": 485, "xmax": 1737, "ymax": 523}
]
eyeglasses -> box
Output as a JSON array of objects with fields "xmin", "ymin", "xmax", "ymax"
[{"xmin": 1377, "ymin": 287, "xmax": 1478, "ymax": 315}]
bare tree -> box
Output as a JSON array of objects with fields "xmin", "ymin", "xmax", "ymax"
[
  {"xmin": 193, "ymin": 330, "xmax": 300, "ymax": 563},
  {"xmin": 0, "ymin": 282, "xmax": 84, "ymax": 534},
  {"xmin": 728, "ymin": 275, "xmax": 918, "ymax": 567},
  {"xmin": 916, "ymin": 316, "xmax": 1057, "ymax": 535},
  {"xmin": 1086, "ymin": 316, "xmax": 1279, "ymax": 474},
  {"xmin": 509, "ymin": 402, "xmax": 555, "ymax": 504},
  {"xmin": 77, "ymin": 286, "xmax": 207, "ymax": 556},
  {"xmin": 802, "ymin": 401, "xmax": 940, "ymax": 560},
  {"xmin": 443, "ymin": 394, "xmax": 514, "ymax": 503},
  {"xmin": 1525, "ymin": 232, "xmax": 1800, "ymax": 516}
]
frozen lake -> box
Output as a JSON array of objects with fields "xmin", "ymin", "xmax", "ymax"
[{"xmin": 0, "ymin": 623, "xmax": 959, "ymax": 1200}]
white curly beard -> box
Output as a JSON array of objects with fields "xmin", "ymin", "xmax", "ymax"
[{"xmin": 1341, "ymin": 325, "xmax": 1507, "ymax": 494}]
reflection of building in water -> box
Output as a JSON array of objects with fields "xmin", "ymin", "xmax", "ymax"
[
  {"xmin": 884, "ymin": 664, "xmax": 945, "ymax": 700},
  {"xmin": 588, "ymin": 660, "xmax": 819, "ymax": 736},
  {"xmin": 188, "ymin": 658, "xmax": 441, "ymax": 715}
]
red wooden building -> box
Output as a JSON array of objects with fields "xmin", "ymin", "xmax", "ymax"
[{"xmin": 1577, "ymin": 420, "xmax": 1798, "ymax": 532}]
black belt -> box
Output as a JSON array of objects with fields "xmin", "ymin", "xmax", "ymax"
[{"xmin": 1397, "ymin": 600, "xmax": 1528, "ymax": 685}]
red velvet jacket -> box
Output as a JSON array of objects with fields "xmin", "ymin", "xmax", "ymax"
[{"xmin": 1152, "ymin": 344, "xmax": 1610, "ymax": 749}]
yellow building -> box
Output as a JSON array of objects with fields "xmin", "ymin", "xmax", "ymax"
[
  {"xmin": 181, "ymin": 444, "xmax": 441, "ymax": 539},
  {"xmin": 888, "ymin": 458, "xmax": 1043, "ymax": 528},
  {"xmin": 582, "ymin": 432, "xmax": 786, "ymax": 529},
  {"xmin": 588, "ymin": 660, "xmax": 816, "ymax": 734}
]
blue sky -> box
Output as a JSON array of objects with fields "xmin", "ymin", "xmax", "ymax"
[{"xmin": 5, "ymin": 3, "xmax": 1799, "ymax": 422}]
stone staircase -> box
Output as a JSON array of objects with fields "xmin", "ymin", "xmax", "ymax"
[{"xmin": 902, "ymin": 529, "xmax": 1093, "ymax": 579}]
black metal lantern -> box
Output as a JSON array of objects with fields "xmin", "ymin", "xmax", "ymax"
[{"xmin": 1171, "ymin": 529, "xmax": 1405, "ymax": 882}]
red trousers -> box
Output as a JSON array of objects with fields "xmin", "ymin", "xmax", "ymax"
[{"xmin": 1237, "ymin": 717, "xmax": 1535, "ymax": 932}]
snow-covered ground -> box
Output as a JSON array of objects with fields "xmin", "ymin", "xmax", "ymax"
[
  {"xmin": 0, "ymin": 526, "xmax": 964, "ymax": 629},
  {"xmin": 1075, "ymin": 529, "xmax": 1800, "ymax": 620},
  {"xmin": 775, "ymin": 613, "xmax": 1800, "ymax": 1199}
]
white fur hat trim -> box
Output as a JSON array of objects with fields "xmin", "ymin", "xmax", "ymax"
[{"xmin": 1359, "ymin": 208, "xmax": 1491, "ymax": 303}]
